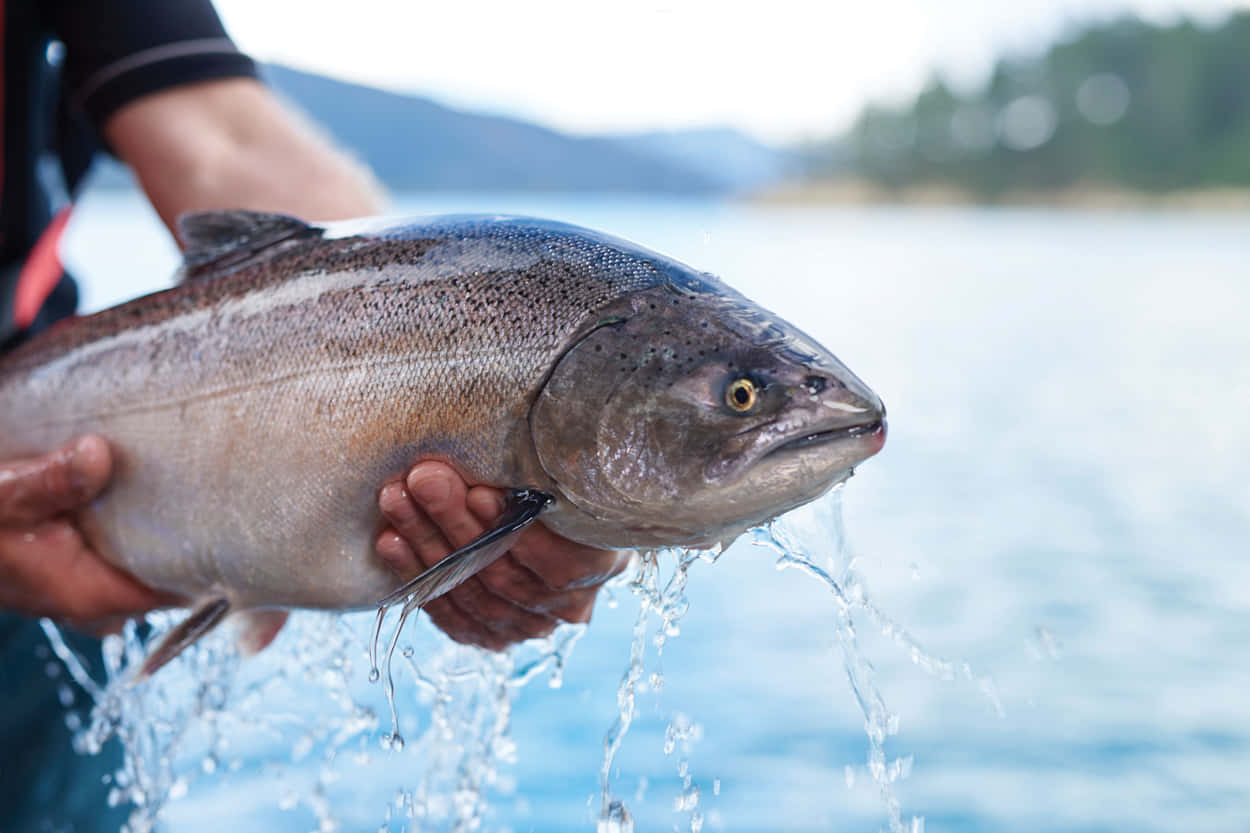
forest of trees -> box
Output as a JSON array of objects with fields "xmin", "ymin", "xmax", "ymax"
[{"xmin": 838, "ymin": 12, "xmax": 1250, "ymax": 196}]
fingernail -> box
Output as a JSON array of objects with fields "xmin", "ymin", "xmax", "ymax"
[
  {"xmin": 378, "ymin": 482, "xmax": 407, "ymax": 514},
  {"xmin": 408, "ymin": 473, "xmax": 449, "ymax": 506},
  {"xmin": 67, "ymin": 437, "xmax": 96, "ymax": 495}
]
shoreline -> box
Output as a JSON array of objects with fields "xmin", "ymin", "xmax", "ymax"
[{"xmin": 749, "ymin": 179, "xmax": 1250, "ymax": 212}]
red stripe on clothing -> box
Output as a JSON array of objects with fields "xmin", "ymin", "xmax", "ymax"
[{"xmin": 13, "ymin": 205, "xmax": 72, "ymax": 328}]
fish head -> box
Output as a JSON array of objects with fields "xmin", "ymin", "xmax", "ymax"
[{"xmin": 529, "ymin": 272, "xmax": 886, "ymax": 549}]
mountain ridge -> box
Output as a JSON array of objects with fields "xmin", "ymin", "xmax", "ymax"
[{"xmin": 86, "ymin": 65, "xmax": 795, "ymax": 195}]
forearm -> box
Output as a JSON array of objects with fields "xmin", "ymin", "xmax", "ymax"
[{"xmin": 103, "ymin": 78, "xmax": 386, "ymax": 236}]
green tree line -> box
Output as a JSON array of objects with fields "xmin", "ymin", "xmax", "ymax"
[{"xmin": 840, "ymin": 12, "xmax": 1250, "ymax": 195}]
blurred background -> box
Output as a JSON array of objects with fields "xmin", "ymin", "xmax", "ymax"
[
  {"xmin": 83, "ymin": 0, "xmax": 1250, "ymax": 210},
  {"xmin": 61, "ymin": 1, "xmax": 1250, "ymax": 832}
]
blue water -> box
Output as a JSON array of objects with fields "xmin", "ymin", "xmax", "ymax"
[{"xmin": 57, "ymin": 191, "xmax": 1250, "ymax": 832}]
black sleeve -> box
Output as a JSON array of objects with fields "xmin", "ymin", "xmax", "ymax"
[{"xmin": 47, "ymin": 0, "xmax": 259, "ymax": 128}]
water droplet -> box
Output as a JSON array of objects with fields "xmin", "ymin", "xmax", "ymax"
[
  {"xmin": 634, "ymin": 776, "xmax": 648, "ymax": 802},
  {"xmin": 167, "ymin": 777, "xmax": 188, "ymax": 800},
  {"xmin": 1032, "ymin": 625, "xmax": 1062, "ymax": 660},
  {"xmin": 597, "ymin": 799, "xmax": 634, "ymax": 833}
]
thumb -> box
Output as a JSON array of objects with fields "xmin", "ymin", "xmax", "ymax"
[{"xmin": 0, "ymin": 435, "xmax": 113, "ymax": 526}]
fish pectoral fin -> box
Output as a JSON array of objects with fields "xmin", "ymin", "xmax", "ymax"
[
  {"xmin": 134, "ymin": 596, "xmax": 231, "ymax": 682},
  {"xmin": 235, "ymin": 609, "xmax": 291, "ymax": 657},
  {"xmin": 378, "ymin": 489, "xmax": 553, "ymax": 609}
]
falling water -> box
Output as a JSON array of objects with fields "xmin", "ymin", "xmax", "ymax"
[
  {"xmin": 41, "ymin": 489, "xmax": 992, "ymax": 832},
  {"xmin": 753, "ymin": 488, "xmax": 1001, "ymax": 833},
  {"xmin": 597, "ymin": 547, "xmax": 712, "ymax": 833},
  {"xmin": 41, "ymin": 608, "xmax": 585, "ymax": 833}
]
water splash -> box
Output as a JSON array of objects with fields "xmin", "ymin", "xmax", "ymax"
[
  {"xmin": 598, "ymin": 547, "xmax": 709, "ymax": 833},
  {"xmin": 42, "ymin": 608, "xmax": 585, "ymax": 833},
  {"xmin": 39, "ymin": 490, "xmax": 986, "ymax": 832},
  {"xmin": 752, "ymin": 489, "xmax": 999, "ymax": 833}
]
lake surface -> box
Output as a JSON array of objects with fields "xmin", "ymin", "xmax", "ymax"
[{"xmin": 56, "ymin": 191, "xmax": 1250, "ymax": 833}]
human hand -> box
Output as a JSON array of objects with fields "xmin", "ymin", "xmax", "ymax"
[
  {"xmin": 375, "ymin": 462, "xmax": 631, "ymax": 651},
  {"xmin": 0, "ymin": 435, "xmax": 178, "ymax": 632}
]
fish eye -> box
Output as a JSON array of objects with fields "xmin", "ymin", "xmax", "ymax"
[{"xmin": 725, "ymin": 377, "xmax": 758, "ymax": 413}]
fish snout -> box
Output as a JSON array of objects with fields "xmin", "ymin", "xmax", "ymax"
[
  {"xmin": 784, "ymin": 366, "xmax": 888, "ymax": 458},
  {"xmin": 800, "ymin": 368, "xmax": 884, "ymax": 428}
]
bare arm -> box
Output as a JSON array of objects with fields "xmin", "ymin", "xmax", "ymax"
[{"xmin": 104, "ymin": 77, "xmax": 385, "ymax": 231}]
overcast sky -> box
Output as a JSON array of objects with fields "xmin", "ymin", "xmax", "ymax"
[{"xmin": 214, "ymin": 0, "xmax": 1247, "ymax": 144}]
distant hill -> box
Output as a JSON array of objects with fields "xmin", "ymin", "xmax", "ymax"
[
  {"xmin": 261, "ymin": 65, "xmax": 723, "ymax": 193},
  {"xmin": 605, "ymin": 128, "xmax": 801, "ymax": 191},
  {"xmin": 86, "ymin": 66, "xmax": 793, "ymax": 195}
]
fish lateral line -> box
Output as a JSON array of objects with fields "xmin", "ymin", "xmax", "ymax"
[{"xmin": 26, "ymin": 349, "xmax": 470, "ymax": 428}]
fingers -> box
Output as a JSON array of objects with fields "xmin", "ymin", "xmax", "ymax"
[
  {"xmin": 374, "ymin": 461, "xmax": 624, "ymax": 650},
  {"xmin": 0, "ymin": 519, "xmax": 177, "ymax": 627},
  {"xmin": 0, "ymin": 437, "xmax": 173, "ymax": 631},
  {"xmin": 0, "ymin": 435, "xmax": 113, "ymax": 527},
  {"xmin": 402, "ymin": 463, "xmax": 478, "ymax": 551},
  {"xmin": 464, "ymin": 488, "xmax": 618, "ymax": 622},
  {"xmin": 475, "ymin": 488, "xmax": 630, "ymax": 594}
]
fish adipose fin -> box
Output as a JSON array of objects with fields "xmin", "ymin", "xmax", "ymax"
[
  {"xmin": 176, "ymin": 210, "xmax": 322, "ymax": 279},
  {"xmin": 134, "ymin": 596, "xmax": 231, "ymax": 682},
  {"xmin": 377, "ymin": 489, "xmax": 553, "ymax": 609}
]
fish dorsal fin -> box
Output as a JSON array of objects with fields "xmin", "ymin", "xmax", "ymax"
[{"xmin": 177, "ymin": 210, "xmax": 321, "ymax": 280}]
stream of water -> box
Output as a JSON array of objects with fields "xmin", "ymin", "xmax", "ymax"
[{"xmin": 42, "ymin": 488, "xmax": 991, "ymax": 833}]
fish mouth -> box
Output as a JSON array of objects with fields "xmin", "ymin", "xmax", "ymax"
[{"xmin": 764, "ymin": 419, "xmax": 886, "ymax": 458}]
